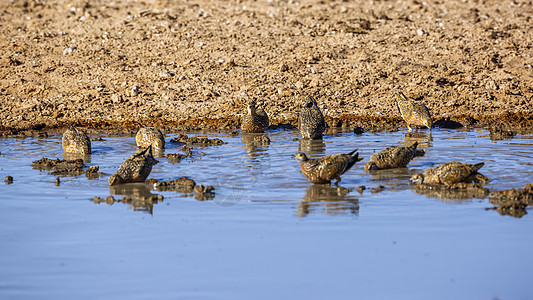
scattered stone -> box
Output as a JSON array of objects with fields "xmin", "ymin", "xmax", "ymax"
[
  {"xmin": 488, "ymin": 183, "xmax": 533, "ymax": 218},
  {"xmin": 55, "ymin": 177, "xmax": 60, "ymax": 186},
  {"xmin": 194, "ymin": 184, "xmax": 215, "ymax": 194},
  {"xmin": 166, "ymin": 153, "xmax": 188, "ymax": 163},
  {"xmin": 86, "ymin": 166, "xmax": 99, "ymax": 174},
  {"xmin": 5, "ymin": 175, "xmax": 13, "ymax": 184},
  {"xmin": 229, "ymin": 130, "xmax": 239, "ymax": 136},
  {"xmin": 181, "ymin": 145, "xmax": 193, "ymax": 156},
  {"xmin": 92, "ymin": 195, "xmax": 116, "ymax": 205},
  {"xmin": 496, "ymin": 201, "xmax": 528, "ymax": 218},
  {"xmin": 370, "ymin": 185, "xmax": 385, "ymax": 193},
  {"xmin": 85, "ymin": 165, "xmax": 100, "ymax": 179},
  {"xmin": 194, "ymin": 184, "xmax": 215, "ymax": 201},
  {"xmin": 336, "ymin": 186, "xmax": 352, "ymax": 196},
  {"xmin": 150, "ymin": 177, "xmax": 197, "ymax": 193},
  {"xmin": 32, "ymin": 157, "xmax": 85, "ymax": 175},
  {"xmin": 292, "ymin": 137, "xmax": 299, "ymax": 141},
  {"xmin": 489, "ymin": 127, "xmax": 516, "ymax": 141},
  {"xmin": 170, "ymin": 133, "xmax": 225, "ymax": 146},
  {"xmin": 356, "ymin": 185, "xmax": 366, "ymax": 194}
]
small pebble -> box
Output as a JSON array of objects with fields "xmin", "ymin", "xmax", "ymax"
[
  {"xmin": 356, "ymin": 185, "xmax": 366, "ymax": 194},
  {"xmin": 370, "ymin": 185, "xmax": 386, "ymax": 193},
  {"xmin": 55, "ymin": 177, "xmax": 60, "ymax": 186},
  {"xmin": 5, "ymin": 175, "xmax": 13, "ymax": 184}
]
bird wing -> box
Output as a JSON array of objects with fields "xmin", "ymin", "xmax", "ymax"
[{"xmin": 317, "ymin": 154, "xmax": 348, "ymax": 181}]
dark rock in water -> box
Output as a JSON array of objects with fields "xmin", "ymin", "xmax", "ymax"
[
  {"xmin": 353, "ymin": 127, "xmax": 365, "ymax": 135},
  {"xmin": 5, "ymin": 175, "xmax": 13, "ymax": 184},
  {"xmin": 194, "ymin": 184, "xmax": 215, "ymax": 201},
  {"xmin": 489, "ymin": 127, "xmax": 516, "ymax": 141},
  {"xmin": 488, "ymin": 183, "xmax": 533, "ymax": 218},
  {"xmin": 434, "ymin": 119, "xmax": 464, "ymax": 129},
  {"xmin": 85, "ymin": 165, "xmax": 100, "ymax": 179},
  {"xmin": 92, "ymin": 196, "xmax": 116, "ymax": 205},
  {"xmin": 356, "ymin": 185, "xmax": 366, "ymax": 194},
  {"xmin": 86, "ymin": 166, "xmax": 99, "ymax": 174},
  {"xmin": 32, "ymin": 157, "xmax": 85, "ymax": 175},
  {"xmin": 150, "ymin": 177, "xmax": 197, "ymax": 193},
  {"xmin": 166, "ymin": 153, "xmax": 188, "ymax": 163},
  {"xmin": 496, "ymin": 201, "xmax": 528, "ymax": 218},
  {"xmin": 370, "ymin": 185, "xmax": 385, "ymax": 193},
  {"xmin": 170, "ymin": 133, "xmax": 225, "ymax": 146}
]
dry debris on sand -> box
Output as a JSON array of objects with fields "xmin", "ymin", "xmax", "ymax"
[{"xmin": 1, "ymin": 0, "xmax": 533, "ymax": 134}]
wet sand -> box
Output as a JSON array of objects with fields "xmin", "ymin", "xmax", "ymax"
[{"xmin": 1, "ymin": 0, "xmax": 533, "ymax": 134}]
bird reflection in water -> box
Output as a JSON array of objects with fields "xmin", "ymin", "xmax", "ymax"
[
  {"xmin": 136, "ymin": 145, "xmax": 165, "ymax": 158},
  {"xmin": 241, "ymin": 132, "xmax": 271, "ymax": 177},
  {"xmin": 411, "ymin": 183, "xmax": 489, "ymax": 204},
  {"xmin": 62, "ymin": 152, "xmax": 91, "ymax": 164},
  {"xmin": 102, "ymin": 182, "xmax": 164, "ymax": 213},
  {"xmin": 367, "ymin": 168, "xmax": 414, "ymax": 191},
  {"xmin": 297, "ymin": 185, "xmax": 359, "ymax": 217},
  {"xmin": 401, "ymin": 131, "xmax": 433, "ymax": 156},
  {"xmin": 298, "ymin": 138, "xmax": 325, "ymax": 155}
]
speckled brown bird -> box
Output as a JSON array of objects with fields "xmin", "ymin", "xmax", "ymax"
[
  {"xmin": 241, "ymin": 99, "xmax": 269, "ymax": 133},
  {"xmin": 410, "ymin": 162, "xmax": 487, "ymax": 186},
  {"xmin": 294, "ymin": 149, "xmax": 363, "ymax": 184},
  {"xmin": 298, "ymin": 94, "xmax": 326, "ymax": 139},
  {"xmin": 395, "ymin": 91, "xmax": 433, "ymax": 131},
  {"xmin": 365, "ymin": 142, "xmax": 419, "ymax": 171},
  {"xmin": 109, "ymin": 147, "xmax": 159, "ymax": 186},
  {"xmin": 136, "ymin": 127, "xmax": 165, "ymax": 149},
  {"xmin": 62, "ymin": 126, "xmax": 91, "ymax": 154}
]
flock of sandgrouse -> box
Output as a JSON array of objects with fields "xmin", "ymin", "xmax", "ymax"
[{"xmin": 61, "ymin": 92, "xmax": 487, "ymax": 188}]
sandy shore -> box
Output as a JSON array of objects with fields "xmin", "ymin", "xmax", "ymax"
[{"xmin": 1, "ymin": 0, "xmax": 532, "ymax": 135}]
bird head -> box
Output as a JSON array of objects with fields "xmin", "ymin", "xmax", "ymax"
[
  {"xmin": 394, "ymin": 91, "xmax": 407, "ymax": 102},
  {"xmin": 423, "ymin": 118, "xmax": 433, "ymax": 129},
  {"xmin": 247, "ymin": 99, "xmax": 257, "ymax": 115},
  {"xmin": 108, "ymin": 174, "xmax": 123, "ymax": 186},
  {"xmin": 410, "ymin": 173, "xmax": 424, "ymax": 184},
  {"xmin": 364, "ymin": 161, "xmax": 379, "ymax": 172},
  {"xmin": 304, "ymin": 94, "xmax": 317, "ymax": 108},
  {"xmin": 293, "ymin": 152, "xmax": 309, "ymax": 163}
]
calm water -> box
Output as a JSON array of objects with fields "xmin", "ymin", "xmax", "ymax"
[{"xmin": 1, "ymin": 128, "xmax": 532, "ymax": 299}]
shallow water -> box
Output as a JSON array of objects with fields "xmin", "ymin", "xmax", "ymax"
[{"xmin": 1, "ymin": 128, "xmax": 532, "ymax": 299}]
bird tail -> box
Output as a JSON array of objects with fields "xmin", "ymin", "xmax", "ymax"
[
  {"xmin": 394, "ymin": 91, "xmax": 407, "ymax": 103},
  {"xmin": 410, "ymin": 141, "xmax": 419, "ymax": 149},
  {"xmin": 347, "ymin": 148, "xmax": 358, "ymax": 156},
  {"xmin": 342, "ymin": 152, "xmax": 362, "ymax": 175},
  {"xmin": 473, "ymin": 162, "xmax": 484, "ymax": 172}
]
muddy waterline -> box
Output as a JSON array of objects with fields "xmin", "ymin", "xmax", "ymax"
[{"xmin": 0, "ymin": 128, "xmax": 532, "ymax": 299}]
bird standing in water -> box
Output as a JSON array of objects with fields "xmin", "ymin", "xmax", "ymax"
[
  {"xmin": 410, "ymin": 162, "xmax": 488, "ymax": 185},
  {"xmin": 294, "ymin": 149, "xmax": 362, "ymax": 184},
  {"xmin": 298, "ymin": 94, "xmax": 325, "ymax": 139},
  {"xmin": 136, "ymin": 127, "xmax": 165, "ymax": 149},
  {"xmin": 109, "ymin": 147, "xmax": 159, "ymax": 185},
  {"xmin": 241, "ymin": 99, "xmax": 269, "ymax": 133},
  {"xmin": 62, "ymin": 126, "xmax": 91, "ymax": 154},
  {"xmin": 365, "ymin": 142, "xmax": 419, "ymax": 171},
  {"xmin": 395, "ymin": 91, "xmax": 432, "ymax": 132}
]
